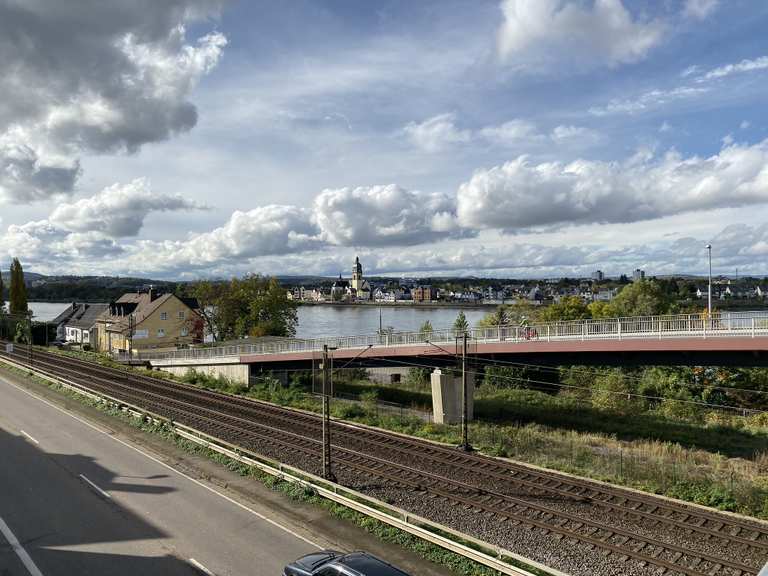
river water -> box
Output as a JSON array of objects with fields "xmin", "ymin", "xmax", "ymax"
[{"xmin": 28, "ymin": 301, "xmax": 491, "ymax": 339}]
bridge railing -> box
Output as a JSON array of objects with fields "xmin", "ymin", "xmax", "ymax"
[{"xmin": 133, "ymin": 310, "xmax": 768, "ymax": 362}]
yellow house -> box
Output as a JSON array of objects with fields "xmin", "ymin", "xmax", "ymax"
[{"xmin": 95, "ymin": 290, "xmax": 203, "ymax": 353}]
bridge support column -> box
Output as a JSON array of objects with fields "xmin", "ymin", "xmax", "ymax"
[{"xmin": 430, "ymin": 368, "xmax": 474, "ymax": 425}]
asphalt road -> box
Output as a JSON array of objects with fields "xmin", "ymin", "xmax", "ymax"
[{"xmin": 0, "ymin": 375, "xmax": 320, "ymax": 576}]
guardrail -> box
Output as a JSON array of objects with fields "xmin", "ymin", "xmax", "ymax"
[
  {"xmin": 0, "ymin": 353, "xmax": 564, "ymax": 576},
  {"xmin": 129, "ymin": 310, "xmax": 768, "ymax": 363}
]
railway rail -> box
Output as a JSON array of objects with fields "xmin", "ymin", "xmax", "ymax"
[{"xmin": 1, "ymin": 344, "xmax": 766, "ymax": 576}]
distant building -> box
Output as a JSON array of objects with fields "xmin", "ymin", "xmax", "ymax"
[
  {"xmin": 413, "ymin": 285, "xmax": 438, "ymax": 303},
  {"xmin": 591, "ymin": 270, "xmax": 604, "ymax": 281},
  {"xmin": 632, "ymin": 269, "xmax": 645, "ymax": 282}
]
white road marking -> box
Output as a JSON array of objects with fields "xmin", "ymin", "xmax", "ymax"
[
  {"xmin": 0, "ymin": 515, "xmax": 45, "ymax": 576},
  {"xmin": 189, "ymin": 558, "xmax": 216, "ymax": 576},
  {"xmin": 0, "ymin": 375, "xmax": 321, "ymax": 549},
  {"xmin": 79, "ymin": 474, "xmax": 111, "ymax": 500},
  {"xmin": 20, "ymin": 430, "xmax": 39, "ymax": 444}
]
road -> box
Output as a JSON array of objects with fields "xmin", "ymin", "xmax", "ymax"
[{"xmin": 0, "ymin": 374, "xmax": 320, "ymax": 576}]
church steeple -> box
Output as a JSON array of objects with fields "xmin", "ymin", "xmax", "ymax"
[{"xmin": 351, "ymin": 256, "xmax": 363, "ymax": 291}]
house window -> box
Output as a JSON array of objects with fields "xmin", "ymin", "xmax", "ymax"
[
  {"xmin": 160, "ymin": 312, "xmax": 168, "ymax": 320},
  {"xmin": 157, "ymin": 328, "xmax": 165, "ymax": 338},
  {"xmin": 181, "ymin": 327, "xmax": 189, "ymax": 337},
  {"xmin": 178, "ymin": 310, "xmax": 185, "ymax": 320}
]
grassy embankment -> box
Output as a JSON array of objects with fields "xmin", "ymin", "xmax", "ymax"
[{"xmin": 46, "ymin": 347, "xmax": 768, "ymax": 520}]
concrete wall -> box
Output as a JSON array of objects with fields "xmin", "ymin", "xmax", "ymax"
[
  {"xmin": 366, "ymin": 366, "xmax": 410, "ymax": 385},
  {"xmin": 430, "ymin": 368, "xmax": 474, "ymax": 425},
  {"xmin": 157, "ymin": 362, "xmax": 249, "ymax": 385}
]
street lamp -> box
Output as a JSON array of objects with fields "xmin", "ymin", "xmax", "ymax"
[{"xmin": 706, "ymin": 244, "xmax": 712, "ymax": 319}]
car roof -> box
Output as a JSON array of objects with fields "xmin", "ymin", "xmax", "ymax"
[{"xmin": 336, "ymin": 552, "xmax": 410, "ymax": 576}]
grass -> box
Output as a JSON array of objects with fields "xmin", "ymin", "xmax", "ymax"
[{"xmin": 0, "ymin": 361, "xmax": 532, "ymax": 576}]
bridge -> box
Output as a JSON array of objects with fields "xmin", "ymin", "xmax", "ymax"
[{"xmin": 134, "ymin": 311, "xmax": 768, "ymax": 383}]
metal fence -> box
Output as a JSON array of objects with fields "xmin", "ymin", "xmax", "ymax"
[{"xmin": 131, "ymin": 310, "xmax": 768, "ymax": 362}]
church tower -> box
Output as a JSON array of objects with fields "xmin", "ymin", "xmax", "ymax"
[{"xmin": 351, "ymin": 256, "xmax": 363, "ymax": 291}]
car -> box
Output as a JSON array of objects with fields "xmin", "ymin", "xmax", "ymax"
[{"xmin": 283, "ymin": 551, "xmax": 412, "ymax": 576}]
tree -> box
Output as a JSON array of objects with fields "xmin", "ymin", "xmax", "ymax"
[
  {"xmin": 9, "ymin": 258, "xmax": 28, "ymax": 316},
  {"xmin": 608, "ymin": 280, "xmax": 671, "ymax": 317},
  {"xmin": 453, "ymin": 311, "xmax": 469, "ymax": 335},
  {"xmin": 478, "ymin": 306, "xmax": 509, "ymax": 328},
  {"xmin": 418, "ymin": 320, "xmax": 433, "ymax": 340},
  {"xmin": 190, "ymin": 275, "xmax": 297, "ymax": 341},
  {"xmin": 540, "ymin": 296, "xmax": 590, "ymax": 322},
  {"xmin": 0, "ymin": 268, "xmax": 4, "ymax": 314}
]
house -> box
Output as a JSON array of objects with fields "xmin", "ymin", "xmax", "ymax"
[
  {"xmin": 51, "ymin": 303, "xmax": 84, "ymax": 342},
  {"xmin": 95, "ymin": 289, "xmax": 203, "ymax": 353},
  {"xmin": 64, "ymin": 303, "xmax": 109, "ymax": 348}
]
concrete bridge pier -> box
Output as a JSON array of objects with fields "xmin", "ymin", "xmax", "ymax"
[{"xmin": 430, "ymin": 368, "xmax": 474, "ymax": 425}]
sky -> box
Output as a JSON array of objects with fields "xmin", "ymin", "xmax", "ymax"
[{"xmin": 1, "ymin": 0, "xmax": 767, "ymax": 280}]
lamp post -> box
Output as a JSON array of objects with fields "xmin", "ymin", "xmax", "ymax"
[{"xmin": 706, "ymin": 244, "xmax": 712, "ymax": 319}]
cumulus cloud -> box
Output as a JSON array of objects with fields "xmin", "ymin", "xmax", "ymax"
[
  {"xmin": 456, "ymin": 139, "xmax": 768, "ymax": 231},
  {"xmin": 403, "ymin": 113, "xmax": 471, "ymax": 152},
  {"xmin": 497, "ymin": 0, "xmax": 666, "ymax": 69},
  {"xmin": 683, "ymin": 0, "xmax": 719, "ymax": 20},
  {"xmin": 313, "ymin": 185, "xmax": 463, "ymax": 246},
  {"xmin": 405, "ymin": 115, "xmax": 580, "ymax": 152},
  {"xmin": 49, "ymin": 178, "xmax": 204, "ymax": 237},
  {"xmin": 0, "ymin": 1, "xmax": 226, "ymax": 203}
]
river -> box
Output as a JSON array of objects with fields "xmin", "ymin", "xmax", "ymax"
[{"xmin": 28, "ymin": 301, "xmax": 491, "ymax": 339}]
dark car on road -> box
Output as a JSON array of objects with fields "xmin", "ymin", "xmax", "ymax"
[{"xmin": 283, "ymin": 551, "xmax": 411, "ymax": 576}]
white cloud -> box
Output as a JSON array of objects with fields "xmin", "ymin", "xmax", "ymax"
[
  {"xmin": 313, "ymin": 185, "xmax": 463, "ymax": 246},
  {"xmin": 700, "ymin": 55, "xmax": 768, "ymax": 82},
  {"xmin": 659, "ymin": 121, "xmax": 672, "ymax": 133},
  {"xmin": 589, "ymin": 85, "xmax": 709, "ymax": 116},
  {"xmin": 740, "ymin": 121, "xmax": 751, "ymax": 130},
  {"xmin": 403, "ymin": 113, "xmax": 470, "ymax": 153},
  {"xmin": 49, "ymin": 178, "xmax": 205, "ymax": 237},
  {"xmin": 479, "ymin": 120, "xmax": 541, "ymax": 145},
  {"xmin": 456, "ymin": 139, "xmax": 768, "ymax": 231},
  {"xmin": 0, "ymin": 1, "xmax": 226, "ymax": 203},
  {"xmin": 550, "ymin": 124, "xmax": 602, "ymax": 145},
  {"xmin": 683, "ymin": 0, "xmax": 719, "ymax": 20},
  {"xmin": 497, "ymin": 0, "xmax": 666, "ymax": 69}
]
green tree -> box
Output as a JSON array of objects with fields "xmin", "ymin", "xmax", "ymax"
[
  {"xmin": 591, "ymin": 369, "xmax": 638, "ymax": 414},
  {"xmin": 478, "ymin": 306, "xmax": 509, "ymax": 328},
  {"xmin": 453, "ymin": 311, "xmax": 469, "ymax": 335},
  {"xmin": 190, "ymin": 275, "xmax": 297, "ymax": 341},
  {"xmin": 9, "ymin": 258, "xmax": 28, "ymax": 316},
  {"xmin": 540, "ymin": 296, "xmax": 590, "ymax": 322},
  {"xmin": 601, "ymin": 280, "xmax": 671, "ymax": 317},
  {"xmin": 0, "ymin": 268, "xmax": 4, "ymax": 314},
  {"xmin": 418, "ymin": 320, "xmax": 434, "ymax": 340}
]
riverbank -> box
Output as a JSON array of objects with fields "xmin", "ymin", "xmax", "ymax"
[{"xmin": 297, "ymin": 300, "xmax": 500, "ymax": 308}]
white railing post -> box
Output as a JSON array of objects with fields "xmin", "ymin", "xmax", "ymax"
[
  {"xmin": 617, "ymin": 319, "xmax": 621, "ymax": 340},
  {"xmin": 581, "ymin": 323, "xmax": 585, "ymax": 341},
  {"xmin": 547, "ymin": 324, "xmax": 550, "ymax": 342},
  {"xmin": 752, "ymin": 317, "xmax": 756, "ymax": 338}
]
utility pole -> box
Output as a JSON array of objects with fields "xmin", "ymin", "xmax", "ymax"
[
  {"xmin": 460, "ymin": 331, "xmax": 472, "ymax": 452},
  {"xmin": 321, "ymin": 344, "xmax": 335, "ymax": 481},
  {"xmin": 27, "ymin": 315, "xmax": 33, "ymax": 369},
  {"xmin": 706, "ymin": 244, "xmax": 712, "ymax": 321}
]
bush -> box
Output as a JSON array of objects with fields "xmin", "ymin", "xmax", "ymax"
[{"xmin": 591, "ymin": 370, "xmax": 638, "ymax": 414}]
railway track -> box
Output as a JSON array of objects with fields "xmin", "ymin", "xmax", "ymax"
[{"xmin": 1, "ymin": 345, "xmax": 766, "ymax": 576}]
